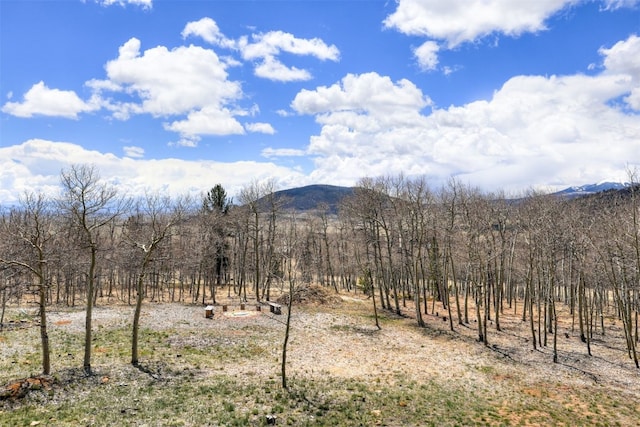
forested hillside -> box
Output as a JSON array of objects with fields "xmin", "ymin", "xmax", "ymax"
[{"xmin": 267, "ymin": 184, "xmax": 354, "ymax": 213}]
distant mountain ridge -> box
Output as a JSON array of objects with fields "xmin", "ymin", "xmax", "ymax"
[
  {"xmin": 553, "ymin": 182, "xmax": 629, "ymax": 198},
  {"xmin": 272, "ymin": 184, "xmax": 354, "ymax": 213},
  {"xmin": 261, "ymin": 182, "xmax": 632, "ymax": 213}
]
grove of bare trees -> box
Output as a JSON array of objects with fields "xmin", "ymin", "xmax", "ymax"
[{"xmin": 2, "ymin": 164, "xmax": 640, "ymax": 378}]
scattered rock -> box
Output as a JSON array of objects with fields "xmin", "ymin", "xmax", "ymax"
[{"xmin": 265, "ymin": 414, "xmax": 277, "ymax": 424}]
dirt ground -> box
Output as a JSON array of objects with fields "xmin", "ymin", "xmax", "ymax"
[
  {"xmin": 2, "ymin": 286, "xmax": 640, "ymax": 425},
  {"xmin": 35, "ymin": 288, "xmax": 640, "ymax": 389}
]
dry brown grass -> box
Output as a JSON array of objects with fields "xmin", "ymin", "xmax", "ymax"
[{"xmin": 1, "ymin": 287, "xmax": 640, "ymax": 426}]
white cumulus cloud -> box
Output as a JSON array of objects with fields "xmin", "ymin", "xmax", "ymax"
[
  {"xmin": 3, "ymin": 18, "xmax": 338, "ymax": 143},
  {"xmin": 1, "ymin": 81, "xmax": 99, "ymax": 119},
  {"xmin": 292, "ymin": 72, "xmax": 432, "ymax": 127},
  {"xmin": 245, "ymin": 122, "xmax": 276, "ymax": 134},
  {"xmin": 600, "ymin": 34, "xmax": 640, "ymax": 110},
  {"xmin": 0, "ymin": 139, "xmax": 307, "ymax": 205},
  {"xmin": 239, "ymin": 31, "xmax": 340, "ymax": 81},
  {"xmin": 384, "ymin": 0, "xmax": 584, "ymax": 74},
  {"xmin": 102, "ymin": 38, "xmax": 242, "ymax": 117},
  {"xmin": 181, "ymin": 17, "xmax": 235, "ymax": 48},
  {"xmin": 413, "ymin": 40, "xmax": 440, "ymax": 71},
  {"xmin": 384, "ymin": 0, "xmax": 578, "ymax": 48},
  {"xmin": 290, "ymin": 39, "xmax": 640, "ymax": 193},
  {"xmin": 600, "ymin": 34, "xmax": 640, "ymax": 77},
  {"xmin": 164, "ymin": 106, "xmax": 245, "ymax": 138}
]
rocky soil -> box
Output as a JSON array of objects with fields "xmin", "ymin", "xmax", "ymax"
[{"xmin": 2, "ymin": 286, "xmax": 640, "ymax": 425}]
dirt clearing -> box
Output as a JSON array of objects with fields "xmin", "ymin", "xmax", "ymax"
[{"xmin": 1, "ymin": 290, "xmax": 639, "ymax": 425}]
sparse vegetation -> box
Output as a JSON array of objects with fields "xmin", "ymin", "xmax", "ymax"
[
  {"xmin": 2, "ymin": 294, "xmax": 640, "ymax": 426},
  {"xmin": 2, "ymin": 167, "xmax": 640, "ymax": 425}
]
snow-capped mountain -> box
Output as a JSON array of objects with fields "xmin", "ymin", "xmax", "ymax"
[{"xmin": 555, "ymin": 182, "xmax": 630, "ymax": 198}]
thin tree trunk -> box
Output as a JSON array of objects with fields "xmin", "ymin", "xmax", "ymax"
[
  {"xmin": 84, "ymin": 245, "xmax": 97, "ymax": 376},
  {"xmin": 0, "ymin": 287, "xmax": 6, "ymax": 331},
  {"xmin": 281, "ymin": 280, "xmax": 293, "ymax": 390},
  {"xmin": 131, "ymin": 270, "xmax": 144, "ymax": 366},
  {"xmin": 39, "ymin": 276, "xmax": 51, "ymax": 375},
  {"xmin": 552, "ymin": 298, "xmax": 558, "ymax": 363}
]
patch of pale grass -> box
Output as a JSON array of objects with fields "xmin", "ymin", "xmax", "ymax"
[{"xmin": 2, "ymin": 299, "xmax": 640, "ymax": 426}]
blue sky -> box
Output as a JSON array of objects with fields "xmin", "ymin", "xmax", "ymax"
[{"xmin": 1, "ymin": 0, "xmax": 639, "ymax": 204}]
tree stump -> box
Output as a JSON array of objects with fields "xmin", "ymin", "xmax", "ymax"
[{"xmin": 205, "ymin": 306, "xmax": 214, "ymax": 318}]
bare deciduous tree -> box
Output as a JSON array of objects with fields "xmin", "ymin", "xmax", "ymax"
[
  {"xmin": 0, "ymin": 192, "xmax": 57, "ymax": 374},
  {"xmin": 124, "ymin": 193, "xmax": 185, "ymax": 367},
  {"xmin": 59, "ymin": 164, "xmax": 129, "ymax": 375}
]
